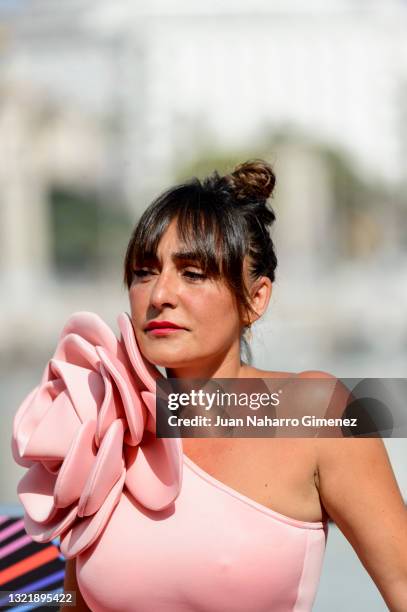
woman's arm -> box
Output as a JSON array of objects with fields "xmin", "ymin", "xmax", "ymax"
[
  {"xmin": 316, "ymin": 436, "xmax": 407, "ymax": 611},
  {"xmin": 60, "ymin": 559, "xmax": 91, "ymax": 612}
]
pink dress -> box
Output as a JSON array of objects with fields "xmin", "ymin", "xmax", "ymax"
[{"xmin": 12, "ymin": 312, "xmax": 328, "ymax": 611}]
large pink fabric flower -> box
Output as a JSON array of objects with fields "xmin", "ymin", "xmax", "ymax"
[{"xmin": 12, "ymin": 312, "xmax": 183, "ymax": 559}]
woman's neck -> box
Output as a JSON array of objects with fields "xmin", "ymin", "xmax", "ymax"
[{"xmin": 165, "ymin": 349, "xmax": 248, "ymax": 382}]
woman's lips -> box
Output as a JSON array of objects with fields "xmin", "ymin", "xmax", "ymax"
[{"xmin": 146, "ymin": 327, "xmax": 185, "ymax": 336}]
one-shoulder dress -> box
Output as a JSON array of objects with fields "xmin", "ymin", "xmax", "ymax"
[{"xmin": 12, "ymin": 312, "xmax": 328, "ymax": 612}]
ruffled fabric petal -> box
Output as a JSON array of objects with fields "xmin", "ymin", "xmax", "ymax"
[
  {"xmin": 24, "ymin": 504, "xmax": 78, "ymax": 543},
  {"xmin": 12, "ymin": 386, "xmax": 39, "ymax": 468},
  {"xmin": 18, "ymin": 463, "xmax": 58, "ymax": 523},
  {"xmin": 50, "ymin": 333, "xmax": 100, "ymax": 372},
  {"xmin": 14, "ymin": 381, "xmax": 64, "ymax": 460},
  {"xmin": 95, "ymin": 365, "xmax": 124, "ymax": 447},
  {"xmin": 96, "ymin": 346, "xmax": 146, "ymax": 446},
  {"xmin": 77, "ymin": 419, "xmax": 125, "ymax": 517},
  {"xmin": 22, "ymin": 390, "xmax": 81, "ymax": 461},
  {"xmin": 12, "ymin": 310, "xmax": 184, "ymax": 559},
  {"xmin": 59, "ymin": 311, "xmax": 119, "ymax": 356},
  {"xmin": 60, "ymin": 469, "xmax": 126, "ymax": 559},
  {"xmin": 118, "ymin": 312, "xmax": 160, "ymax": 392},
  {"xmin": 54, "ymin": 420, "xmax": 97, "ymax": 508},
  {"xmin": 141, "ymin": 390, "xmax": 157, "ymax": 433},
  {"xmin": 124, "ymin": 436, "xmax": 183, "ymax": 511},
  {"xmin": 50, "ymin": 360, "xmax": 103, "ymax": 423}
]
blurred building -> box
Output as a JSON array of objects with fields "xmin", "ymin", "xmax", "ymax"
[
  {"xmin": 1, "ymin": 0, "xmax": 407, "ymax": 191},
  {"xmin": 0, "ymin": 0, "xmax": 406, "ymax": 363}
]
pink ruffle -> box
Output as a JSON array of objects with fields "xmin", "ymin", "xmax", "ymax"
[{"xmin": 12, "ymin": 312, "xmax": 183, "ymax": 559}]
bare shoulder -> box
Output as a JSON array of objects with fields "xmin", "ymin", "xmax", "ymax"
[
  {"xmin": 240, "ymin": 364, "xmax": 297, "ymax": 378},
  {"xmin": 297, "ymin": 369, "xmax": 337, "ymax": 379},
  {"xmin": 242, "ymin": 365, "xmax": 337, "ymax": 380},
  {"xmin": 242, "ymin": 365, "xmax": 340, "ymax": 443},
  {"xmin": 245, "ymin": 367, "xmax": 341, "ymax": 403}
]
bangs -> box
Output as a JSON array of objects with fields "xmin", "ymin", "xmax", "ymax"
[
  {"xmin": 131, "ymin": 209, "xmax": 222, "ymax": 276},
  {"xmin": 124, "ymin": 181, "xmax": 248, "ymax": 288}
]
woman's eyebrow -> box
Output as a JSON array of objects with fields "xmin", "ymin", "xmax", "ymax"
[
  {"xmin": 135, "ymin": 250, "xmax": 202, "ymax": 267},
  {"xmin": 171, "ymin": 250, "xmax": 201, "ymax": 263}
]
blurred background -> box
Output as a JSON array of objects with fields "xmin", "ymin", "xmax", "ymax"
[{"xmin": 0, "ymin": 0, "xmax": 406, "ymax": 609}]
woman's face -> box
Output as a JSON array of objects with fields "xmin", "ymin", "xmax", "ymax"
[{"xmin": 128, "ymin": 219, "xmax": 244, "ymax": 370}]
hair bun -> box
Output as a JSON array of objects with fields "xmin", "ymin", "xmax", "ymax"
[{"xmin": 225, "ymin": 159, "xmax": 276, "ymax": 202}]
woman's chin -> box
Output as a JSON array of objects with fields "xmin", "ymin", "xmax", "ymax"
[{"xmin": 142, "ymin": 350, "xmax": 191, "ymax": 370}]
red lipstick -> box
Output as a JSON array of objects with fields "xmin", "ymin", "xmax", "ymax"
[{"xmin": 144, "ymin": 320, "xmax": 185, "ymax": 336}]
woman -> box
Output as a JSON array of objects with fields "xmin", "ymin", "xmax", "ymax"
[{"xmin": 13, "ymin": 160, "xmax": 407, "ymax": 611}]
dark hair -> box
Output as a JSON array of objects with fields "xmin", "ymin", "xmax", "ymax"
[{"xmin": 123, "ymin": 159, "xmax": 277, "ymax": 327}]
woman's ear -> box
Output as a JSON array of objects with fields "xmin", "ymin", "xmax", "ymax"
[{"xmin": 248, "ymin": 276, "xmax": 272, "ymax": 324}]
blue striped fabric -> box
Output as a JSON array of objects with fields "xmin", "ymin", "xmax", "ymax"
[{"xmin": 0, "ymin": 516, "xmax": 66, "ymax": 611}]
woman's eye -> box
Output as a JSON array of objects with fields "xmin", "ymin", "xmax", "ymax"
[
  {"xmin": 183, "ymin": 270, "xmax": 207, "ymax": 281},
  {"xmin": 133, "ymin": 269, "xmax": 153, "ymax": 279},
  {"xmin": 132, "ymin": 268, "xmax": 206, "ymax": 282}
]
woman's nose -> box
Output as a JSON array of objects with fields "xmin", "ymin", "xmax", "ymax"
[{"xmin": 149, "ymin": 270, "xmax": 179, "ymax": 310}]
